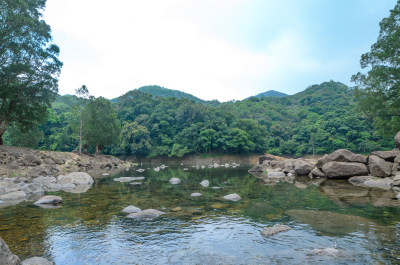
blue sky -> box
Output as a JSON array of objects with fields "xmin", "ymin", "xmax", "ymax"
[{"xmin": 44, "ymin": 0, "xmax": 397, "ymax": 101}]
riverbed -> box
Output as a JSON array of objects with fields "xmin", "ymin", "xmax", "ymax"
[{"xmin": 1, "ymin": 166, "xmax": 399, "ymax": 264}]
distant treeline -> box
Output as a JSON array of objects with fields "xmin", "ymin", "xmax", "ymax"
[{"xmin": 4, "ymin": 81, "xmax": 392, "ymax": 157}]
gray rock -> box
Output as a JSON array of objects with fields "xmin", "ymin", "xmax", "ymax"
[
  {"xmin": 248, "ymin": 161, "xmax": 270, "ymax": 173},
  {"xmin": 127, "ymin": 209, "xmax": 165, "ymax": 219},
  {"xmin": 6, "ymin": 160, "xmax": 19, "ymax": 170},
  {"xmin": 311, "ymin": 167, "xmax": 326, "ymax": 178},
  {"xmin": 260, "ymin": 224, "xmax": 291, "ymax": 237},
  {"xmin": 22, "ymin": 257, "xmax": 53, "ymax": 265},
  {"xmin": 392, "ymin": 174, "xmax": 400, "ymax": 186},
  {"xmin": 200, "ymin": 180, "xmax": 209, "ymax": 187},
  {"xmin": 312, "ymin": 248, "xmax": 339, "ymax": 256},
  {"xmin": 22, "ymin": 154, "xmax": 41, "ymax": 166},
  {"xmin": 322, "ymin": 162, "xmax": 369, "ymax": 178},
  {"xmin": 61, "ymin": 183, "xmax": 76, "ymax": 189},
  {"xmin": 0, "ymin": 181, "xmax": 21, "ymax": 195},
  {"xmin": 259, "ymin": 154, "xmax": 276, "ymax": 165},
  {"xmin": 293, "ymin": 160, "xmax": 314, "ymax": 176},
  {"xmin": 368, "ymin": 155, "xmax": 392, "ymax": 177},
  {"xmin": 52, "ymin": 157, "xmax": 65, "ymax": 165},
  {"xmin": 0, "ymin": 237, "xmax": 21, "ymax": 265},
  {"xmin": 191, "ymin": 192, "xmax": 202, "ymax": 197},
  {"xmin": 364, "ymin": 177, "xmax": 393, "ymax": 190},
  {"xmin": 22, "ymin": 183, "xmax": 44, "ymax": 194},
  {"xmin": 45, "ymin": 184, "xmax": 62, "ymax": 191},
  {"xmin": 169, "ymin": 178, "xmax": 181, "ymax": 185},
  {"xmin": 33, "ymin": 195, "xmax": 62, "ymax": 206},
  {"xmin": 394, "ymin": 131, "xmax": 400, "ymax": 149},
  {"xmin": 316, "ymin": 154, "xmax": 328, "ymax": 169},
  {"xmin": 130, "ymin": 182, "xmax": 142, "ymax": 186},
  {"xmin": 32, "ymin": 176, "xmax": 57, "ymax": 187},
  {"xmin": 223, "ymin": 193, "xmax": 241, "ymax": 201},
  {"xmin": 113, "ymin": 177, "xmax": 137, "ymax": 182},
  {"xmin": 348, "ymin": 176, "xmax": 372, "ymax": 186},
  {"xmin": 122, "ymin": 205, "xmax": 141, "ymax": 213},
  {"xmin": 65, "ymin": 172, "xmax": 94, "ymax": 185},
  {"xmin": 0, "ymin": 190, "xmax": 26, "ymax": 201},
  {"xmin": 371, "ymin": 150, "xmax": 400, "ymax": 162},
  {"xmin": 318, "ymin": 149, "xmax": 366, "ymax": 168},
  {"xmin": 395, "ymin": 154, "xmax": 400, "ymax": 164},
  {"xmin": 267, "ymin": 171, "xmax": 286, "ymax": 177},
  {"xmin": 132, "ymin": 177, "xmax": 145, "ymax": 181}
]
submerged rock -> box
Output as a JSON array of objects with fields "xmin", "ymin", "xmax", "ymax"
[
  {"xmin": 200, "ymin": 180, "xmax": 209, "ymax": 187},
  {"xmin": 122, "ymin": 205, "xmax": 141, "ymax": 213},
  {"xmin": 260, "ymin": 224, "xmax": 291, "ymax": 237},
  {"xmin": 0, "ymin": 236, "xmax": 21, "ymax": 265},
  {"xmin": 191, "ymin": 192, "xmax": 202, "ymax": 197},
  {"xmin": 312, "ymin": 248, "xmax": 340, "ymax": 256},
  {"xmin": 22, "ymin": 257, "xmax": 54, "ymax": 265},
  {"xmin": 169, "ymin": 178, "xmax": 181, "ymax": 184},
  {"xmin": 33, "ymin": 195, "xmax": 62, "ymax": 206},
  {"xmin": 127, "ymin": 209, "xmax": 165, "ymax": 219},
  {"xmin": 171, "ymin": 207, "xmax": 182, "ymax": 212},
  {"xmin": 223, "ymin": 193, "xmax": 241, "ymax": 201}
]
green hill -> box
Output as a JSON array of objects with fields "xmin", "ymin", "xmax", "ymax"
[{"xmin": 248, "ymin": 90, "xmax": 288, "ymax": 99}]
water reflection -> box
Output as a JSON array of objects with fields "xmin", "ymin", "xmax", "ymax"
[{"xmin": 0, "ymin": 166, "xmax": 399, "ymax": 264}]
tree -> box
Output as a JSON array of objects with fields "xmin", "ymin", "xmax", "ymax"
[
  {"xmin": 73, "ymin": 85, "xmax": 90, "ymax": 154},
  {"xmin": 120, "ymin": 122, "xmax": 151, "ymax": 160},
  {"xmin": 0, "ymin": 0, "xmax": 62, "ymax": 144},
  {"xmin": 82, "ymin": 97, "xmax": 121, "ymax": 155},
  {"xmin": 351, "ymin": 1, "xmax": 400, "ymax": 137}
]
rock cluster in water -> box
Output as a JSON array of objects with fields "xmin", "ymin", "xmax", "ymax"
[
  {"xmin": 249, "ymin": 140, "xmax": 400, "ymax": 199},
  {"xmin": 260, "ymin": 224, "xmax": 291, "ymax": 237}
]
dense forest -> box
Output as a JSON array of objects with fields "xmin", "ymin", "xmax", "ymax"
[{"xmin": 3, "ymin": 81, "xmax": 392, "ymax": 158}]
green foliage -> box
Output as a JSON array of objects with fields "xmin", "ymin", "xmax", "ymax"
[
  {"xmin": 120, "ymin": 122, "xmax": 151, "ymax": 157},
  {"xmin": 0, "ymin": 0, "xmax": 62, "ymax": 144},
  {"xmin": 82, "ymin": 97, "xmax": 121, "ymax": 153},
  {"xmin": 4, "ymin": 124, "xmax": 43, "ymax": 148},
  {"xmin": 352, "ymin": 1, "xmax": 400, "ymax": 137}
]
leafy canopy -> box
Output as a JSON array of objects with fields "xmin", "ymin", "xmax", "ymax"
[
  {"xmin": 352, "ymin": 1, "xmax": 400, "ymax": 136},
  {"xmin": 0, "ymin": 0, "xmax": 62, "ymax": 144}
]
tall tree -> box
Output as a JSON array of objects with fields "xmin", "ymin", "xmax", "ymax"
[
  {"xmin": 73, "ymin": 85, "xmax": 90, "ymax": 154},
  {"xmin": 0, "ymin": 0, "xmax": 62, "ymax": 144},
  {"xmin": 82, "ymin": 97, "xmax": 121, "ymax": 155},
  {"xmin": 120, "ymin": 122, "xmax": 151, "ymax": 161},
  {"xmin": 351, "ymin": 1, "xmax": 400, "ymax": 137}
]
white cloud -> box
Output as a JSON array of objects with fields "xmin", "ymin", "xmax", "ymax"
[{"xmin": 44, "ymin": 0, "xmax": 379, "ymax": 101}]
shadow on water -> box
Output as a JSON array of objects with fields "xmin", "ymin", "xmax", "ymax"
[{"xmin": 0, "ymin": 165, "xmax": 400, "ymax": 264}]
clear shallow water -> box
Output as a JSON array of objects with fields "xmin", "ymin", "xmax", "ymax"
[{"xmin": 1, "ymin": 166, "xmax": 400, "ymax": 264}]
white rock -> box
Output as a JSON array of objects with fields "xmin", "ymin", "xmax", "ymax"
[
  {"xmin": 200, "ymin": 180, "xmax": 209, "ymax": 187},
  {"xmin": 122, "ymin": 205, "xmax": 141, "ymax": 213},
  {"xmin": 261, "ymin": 224, "xmax": 291, "ymax": 237},
  {"xmin": 191, "ymin": 193, "xmax": 202, "ymax": 197},
  {"xmin": 169, "ymin": 178, "xmax": 181, "ymax": 184},
  {"xmin": 33, "ymin": 195, "xmax": 62, "ymax": 205},
  {"xmin": 22, "ymin": 257, "xmax": 54, "ymax": 265},
  {"xmin": 223, "ymin": 193, "xmax": 241, "ymax": 201}
]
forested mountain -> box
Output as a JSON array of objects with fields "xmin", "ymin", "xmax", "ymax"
[
  {"xmin": 248, "ymin": 90, "xmax": 288, "ymax": 99},
  {"xmin": 4, "ymin": 81, "xmax": 392, "ymax": 157},
  {"xmin": 115, "ymin": 85, "xmax": 221, "ymax": 107}
]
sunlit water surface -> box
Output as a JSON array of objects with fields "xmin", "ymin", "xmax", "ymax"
[{"xmin": 1, "ymin": 166, "xmax": 400, "ymax": 264}]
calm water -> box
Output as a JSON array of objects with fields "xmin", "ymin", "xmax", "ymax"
[{"xmin": 1, "ymin": 166, "xmax": 400, "ymax": 264}]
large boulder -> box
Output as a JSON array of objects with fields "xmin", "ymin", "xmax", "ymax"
[
  {"xmin": 259, "ymin": 154, "xmax": 276, "ymax": 165},
  {"xmin": 293, "ymin": 160, "xmax": 314, "ymax": 176},
  {"xmin": 368, "ymin": 155, "xmax": 392, "ymax": 177},
  {"xmin": 394, "ymin": 131, "xmax": 400, "ymax": 149},
  {"xmin": 370, "ymin": 150, "xmax": 400, "ymax": 162},
  {"xmin": 122, "ymin": 205, "xmax": 141, "ymax": 213},
  {"xmin": 322, "ymin": 162, "xmax": 369, "ymax": 178},
  {"xmin": 0, "ymin": 237, "xmax": 21, "ymax": 265},
  {"xmin": 319, "ymin": 149, "xmax": 366, "ymax": 166},
  {"xmin": 58, "ymin": 172, "xmax": 94, "ymax": 187}
]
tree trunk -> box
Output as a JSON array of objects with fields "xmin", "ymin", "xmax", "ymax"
[
  {"xmin": 0, "ymin": 119, "xmax": 9, "ymax": 146},
  {"xmin": 96, "ymin": 145, "xmax": 99, "ymax": 156},
  {"xmin": 0, "ymin": 134, "xmax": 3, "ymax": 145},
  {"xmin": 79, "ymin": 118, "xmax": 82, "ymax": 155}
]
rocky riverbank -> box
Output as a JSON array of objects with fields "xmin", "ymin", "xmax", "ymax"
[
  {"xmin": 0, "ymin": 145, "xmax": 133, "ymax": 207},
  {"xmin": 249, "ymin": 133, "xmax": 400, "ymax": 200}
]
